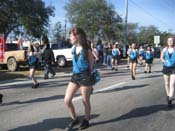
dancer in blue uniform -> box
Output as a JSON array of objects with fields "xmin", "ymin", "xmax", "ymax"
[
  {"xmin": 129, "ymin": 43, "xmax": 138, "ymax": 80},
  {"xmin": 138, "ymin": 45, "xmax": 145, "ymax": 65},
  {"xmin": 160, "ymin": 36, "xmax": 175, "ymax": 108},
  {"xmin": 112, "ymin": 43, "xmax": 121, "ymax": 71},
  {"xmin": 64, "ymin": 27, "xmax": 94, "ymax": 130},
  {"xmin": 144, "ymin": 46, "xmax": 153, "ymax": 73}
]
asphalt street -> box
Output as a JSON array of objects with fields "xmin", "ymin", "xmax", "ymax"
[{"xmin": 0, "ymin": 59, "xmax": 175, "ymax": 131}]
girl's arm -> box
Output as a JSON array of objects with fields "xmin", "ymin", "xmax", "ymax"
[
  {"xmin": 117, "ymin": 48, "xmax": 121, "ymax": 55},
  {"xmin": 88, "ymin": 50, "xmax": 95, "ymax": 73},
  {"xmin": 160, "ymin": 48, "xmax": 165, "ymax": 63}
]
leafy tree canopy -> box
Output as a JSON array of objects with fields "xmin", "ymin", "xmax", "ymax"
[
  {"xmin": 65, "ymin": 0, "xmax": 122, "ymax": 41},
  {"xmin": 0, "ymin": 0, "xmax": 55, "ymax": 38}
]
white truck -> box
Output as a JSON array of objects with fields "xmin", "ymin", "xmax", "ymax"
[{"xmin": 51, "ymin": 41, "xmax": 72, "ymax": 67}]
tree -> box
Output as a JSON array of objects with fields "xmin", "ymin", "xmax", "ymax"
[
  {"xmin": 65, "ymin": 0, "xmax": 122, "ymax": 41},
  {"xmin": 127, "ymin": 23, "xmax": 138, "ymax": 44},
  {"xmin": 0, "ymin": 0, "xmax": 55, "ymax": 38},
  {"xmin": 137, "ymin": 25, "xmax": 160, "ymax": 45},
  {"xmin": 53, "ymin": 21, "xmax": 62, "ymax": 40}
]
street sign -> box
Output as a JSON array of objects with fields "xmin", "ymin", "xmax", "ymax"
[{"xmin": 154, "ymin": 35, "xmax": 160, "ymax": 47}]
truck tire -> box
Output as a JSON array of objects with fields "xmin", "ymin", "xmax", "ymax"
[
  {"xmin": 7, "ymin": 57, "xmax": 19, "ymax": 71},
  {"xmin": 57, "ymin": 56, "xmax": 66, "ymax": 67}
]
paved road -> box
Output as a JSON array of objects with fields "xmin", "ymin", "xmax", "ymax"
[{"xmin": 0, "ymin": 59, "xmax": 175, "ymax": 131}]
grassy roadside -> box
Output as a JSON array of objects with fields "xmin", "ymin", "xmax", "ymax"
[{"xmin": 0, "ymin": 69, "xmax": 44, "ymax": 82}]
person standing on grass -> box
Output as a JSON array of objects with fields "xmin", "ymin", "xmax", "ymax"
[
  {"xmin": 160, "ymin": 36, "xmax": 175, "ymax": 108},
  {"xmin": 64, "ymin": 27, "xmax": 94, "ymax": 131}
]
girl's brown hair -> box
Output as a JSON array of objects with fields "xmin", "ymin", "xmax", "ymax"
[
  {"xmin": 69, "ymin": 27, "xmax": 90, "ymax": 60},
  {"xmin": 29, "ymin": 45, "xmax": 34, "ymax": 53}
]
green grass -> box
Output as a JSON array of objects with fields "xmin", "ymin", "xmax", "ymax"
[{"xmin": 0, "ymin": 69, "xmax": 44, "ymax": 81}]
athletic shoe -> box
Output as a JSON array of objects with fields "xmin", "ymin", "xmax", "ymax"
[
  {"xmin": 115, "ymin": 68, "xmax": 118, "ymax": 71},
  {"xmin": 168, "ymin": 100, "xmax": 173, "ymax": 108},
  {"xmin": 79, "ymin": 119, "xmax": 89, "ymax": 130},
  {"xmin": 144, "ymin": 71, "xmax": 147, "ymax": 74},
  {"xmin": 66, "ymin": 118, "xmax": 79, "ymax": 131},
  {"xmin": 0, "ymin": 93, "xmax": 3, "ymax": 104},
  {"xmin": 32, "ymin": 83, "xmax": 39, "ymax": 89},
  {"xmin": 44, "ymin": 77, "xmax": 48, "ymax": 79},
  {"xmin": 51, "ymin": 73, "xmax": 56, "ymax": 77},
  {"xmin": 131, "ymin": 75, "xmax": 135, "ymax": 80},
  {"xmin": 148, "ymin": 71, "xmax": 151, "ymax": 73}
]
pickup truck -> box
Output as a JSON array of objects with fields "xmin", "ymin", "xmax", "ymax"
[
  {"xmin": 51, "ymin": 40, "xmax": 72, "ymax": 67},
  {"xmin": 0, "ymin": 43, "xmax": 28, "ymax": 71}
]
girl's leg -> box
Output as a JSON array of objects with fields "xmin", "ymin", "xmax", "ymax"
[
  {"xmin": 163, "ymin": 75, "xmax": 170, "ymax": 97},
  {"xmin": 169, "ymin": 74, "xmax": 175, "ymax": 99},
  {"xmin": 149, "ymin": 64, "xmax": 152, "ymax": 73},
  {"xmin": 80, "ymin": 86, "xmax": 91, "ymax": 120},
  {"xmin": 133, "ymin": 63, "xmax": 137, "ymax": 78},
  {"xmin": 130, "ymin": 62, "xmax": 133, "ymax": 79},
  {"xmin": 111, "ymin": 58, "xmax": 114, "ymax": 70},
  {"xmin": 129, "ymin": 63, "xmax": 133, "ymax": 73},
  {"xmin": 139, "ymin": 56, "xmax": 141, "ymax": 65},
  {"xmin": 64, "ymin": 82, "xmax": 79, "ymax": 120},
  {"xmin": 127, "ymin": 57, "xmax": 130, "ymax": 67},
  {"xmin": 30, "ymin": 68, "xmax": 37, "ymax": 85},
  {"xmin": 115, "ymin": 59, "xmax": 118, "ymax": 70},
  {"xmin": 144, "ymin": 63, "xmax": 148, "ymax": 73}
]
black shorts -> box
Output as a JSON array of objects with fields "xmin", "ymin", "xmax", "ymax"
[
  {"xmin": 130, "ymin": 58, "xmax": 138, "ymax": 64},
  {"xmin": 71, "ymin": 72, "xmax": 94, "ymax": 87},
  {"xmin": 162, "ymin": 66, "xmax": 175, "ymax": 75},
  {"xmin": 112, "ymin": 56, "xmax": 118, "ymax": 60},
  {"xmin": 29, "ymin": 64, "xmax": 38, "ymax": 70},
  {"xmin": 139, "ymin": 54, "xmax": 144, "ymax": 57},
  {"xmin": 145, "ymin": 59, "xmax": 153, "ymax": 64}
]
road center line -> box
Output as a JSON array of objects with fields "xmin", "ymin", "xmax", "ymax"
[{"xmin": 73, "ymin": 82, "xmax": 126, "ymax": 102}]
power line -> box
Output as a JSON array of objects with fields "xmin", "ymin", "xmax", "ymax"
[{"xmin": 129, "ymin": 0, "xmax": 172, "ymax": 30}]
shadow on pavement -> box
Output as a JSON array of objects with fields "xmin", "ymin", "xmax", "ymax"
[
  {"xmin": 1, "ymin": 94, "xmax": 66, "ymax": 106},
  {"xmin": 91, "ymin": 104, "xmax": 172, "ymax": 127},
  {"xmin": 0, "ymin": 79, "xmax": 69, "ymax": 90},
  {"xmin": 139, "ymin": 74, "xmax": 162, "ymax": 80},
  {"xmin": 9, "ymin": 114, "xmax": 99, "ymax": 131}
]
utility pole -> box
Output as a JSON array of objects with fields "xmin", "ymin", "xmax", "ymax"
[
  {"xmin": 65, "ymin": 18, "xmax": 67, "ymax": 39},
  {"xmin": 64, "ymin": 0, "xmax": 67, "ymax": 39},
  {"xmin": 123, "ymin": 0, "xmax": 128, "ymax": 57}
]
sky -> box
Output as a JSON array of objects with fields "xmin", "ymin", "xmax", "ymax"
[{"xmin": 44, "ymin": 0, "xmax": 175, "ymax": 33}]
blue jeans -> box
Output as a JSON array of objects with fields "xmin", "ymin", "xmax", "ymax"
[
  {"xmin": 103, "ymin": 54, "xmax": 107, "ymax": 64},
  {"xmin": 44, "ymin": 64, "xmax": 55, "ymax": 78},
  {"xmin": 107, "ymin": 55, "xmax": 112, "ymax": 68}
]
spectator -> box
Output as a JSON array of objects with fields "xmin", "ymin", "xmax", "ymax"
[{"xmin": 42, "ymin": 35, "xmax": 56, "ymax": 79}]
